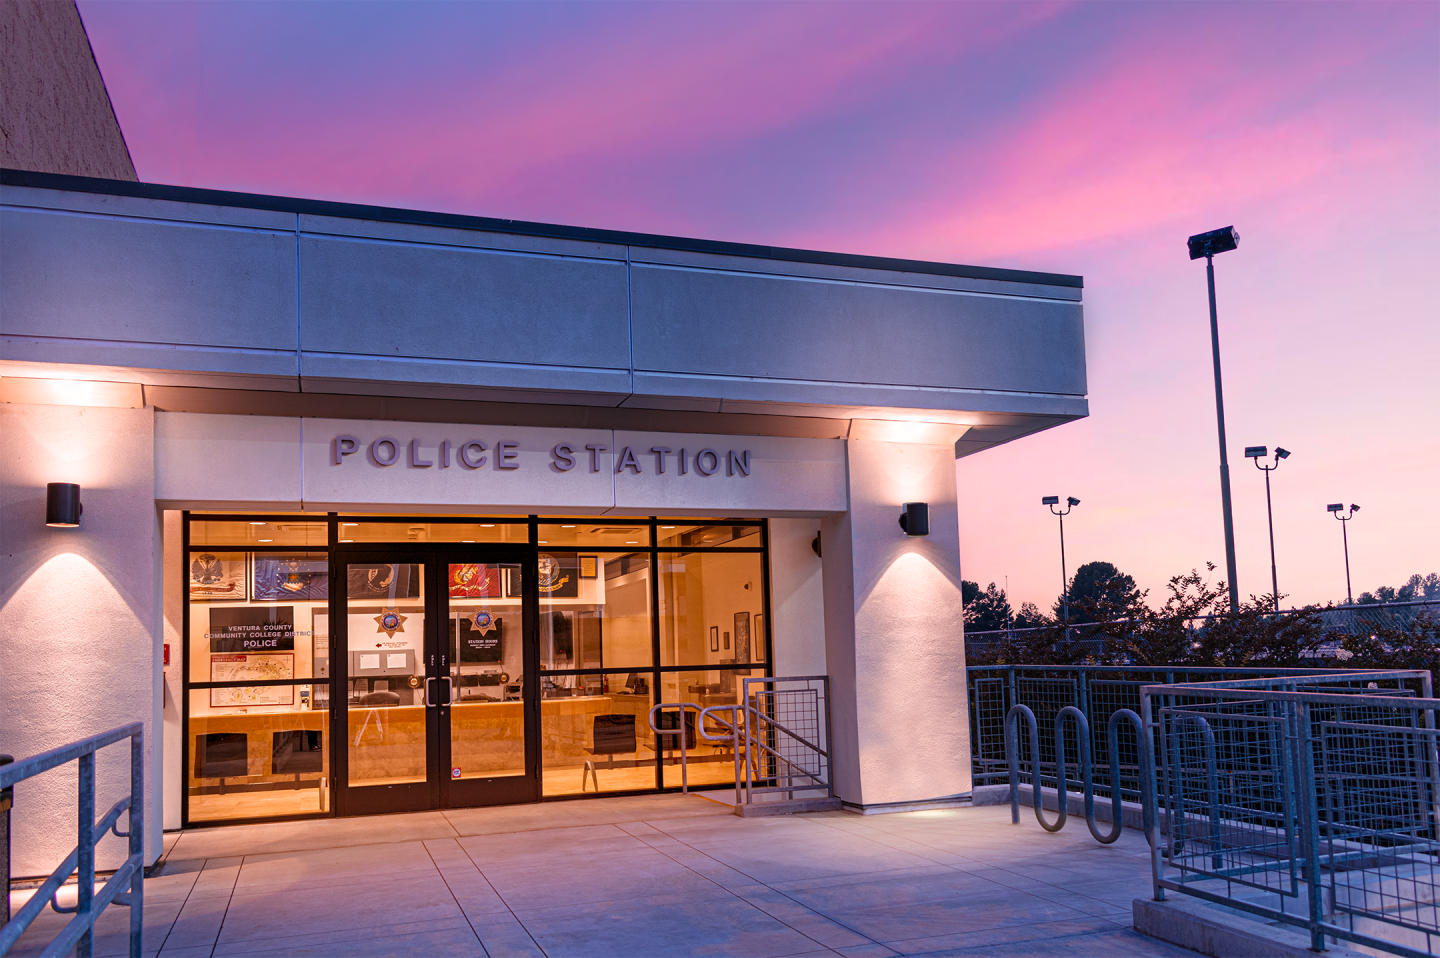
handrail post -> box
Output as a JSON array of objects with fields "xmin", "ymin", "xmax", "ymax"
[
  {"xmin": 77, "ymin": 751, "xmax": 95, "ymax": 958},
  {"xmin": 129, "ymin": 728, "xmax": 144, "ymax": 956},
  {"xmin": 1294, "ymin": 702, "xmax": 1327, "ymax": 953}
]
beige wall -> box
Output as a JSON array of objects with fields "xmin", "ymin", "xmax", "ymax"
[
  {"xmin": 0, "ymin": 0, "xmax": 136, "ymax": 180},
  {"xmin": 769, "ymin": 518, "xmax": 826, "ymax": 678},
  {"xmin": 0, "ymin": 402, "xmax": 161, "ymax": 873},
  {"xmin": 822, "ymin": 439, "xmax": 970, "ymax": 810}
]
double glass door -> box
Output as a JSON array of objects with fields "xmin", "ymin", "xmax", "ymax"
[{"xmin": 335, "ymin": 548, "xmax": 538, "ymax": 815}]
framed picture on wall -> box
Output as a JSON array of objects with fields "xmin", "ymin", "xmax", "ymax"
[
  {"xmin": 754, "ymin": 614, "xmax": 765, "ymax": 658},
  {"xmin": 346, "ymin": 563, "xmax": 420, "ymax": 600},
  {"xmin": 189, "ymin": 552, "xmax": 247, "ymax": 602},
  {"xmin": 579, "ymin": 556, "xmax": 598, "ymax": 579},
  {"xmin": 709, "ymin": 626, "xmax": 719, "ymax": 653},
  {"xmin": 252, "ymin": 554, "xmax": 329, "ymax": 601},
  {"xmin": 723, "ymin": 631, "xmax": 730, "ymax": 650},
  {"xmin": 734, "ymin": 612, "xmax": 751, "ymax": 664}
]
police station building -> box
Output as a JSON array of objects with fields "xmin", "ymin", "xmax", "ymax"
[{"xmin": 0, "ymin": 167, "xmax": 1087, "ymax": 872}]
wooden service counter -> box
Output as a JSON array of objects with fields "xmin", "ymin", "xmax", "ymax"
[{"xmin": 190, "ymin": 693, "xmax": 661, "ymax": 790}]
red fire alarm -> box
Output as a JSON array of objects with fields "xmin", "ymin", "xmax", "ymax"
[{"xmin": 164, "ymin": 643, "xmax": 170, "ymax": 667}]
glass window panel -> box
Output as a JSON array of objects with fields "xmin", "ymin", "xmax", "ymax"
[
  {"xmin": 541, "ymin": 672, "xmax": 655, "ymax": 796},
  {"xmin": 339, "ymin": 522, "xmax": 527, "ymax": 543},
  {"xmin": 344, "ymin": 562, "xmax": 427, "ymax": 787},
  {"xmin": 659, "ymin": 551, "xmax": 765, "ymax": 667},
  {"xmin": 657, "ymin": 524, "xmax": 760, "ymax": 549},
  {"xmin": 655, "ymin": 671, "xmax": 751, "ymax": 791},
  {"xmin": 447, "ymin": 562, "xmax": 526, "ymax": 780},
  {"xmin": 190, "ymin": 520, "xmax": 327, "ymax": 547},
  {"xmin": 539, "ymin": 553, "xmax": 652, "ymax": 671},
  {"xmin": 186, "ymin": 688, "xmax": 330, "ymax": 821},
  {"xmin": 536, "ymin": 522, "xmax": 651, "ymax": 547},
  {"xmin": 187, "ymin": 552, "xmax": 327, "ymax": 684}
]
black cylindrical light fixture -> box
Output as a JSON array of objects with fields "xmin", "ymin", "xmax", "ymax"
[
  {"xmin": 46, "ymin": 482, "xmax": 82, "ymax": 527},
  {"xmin": 898, "ymin": 502, "xmax": 930, "ymax": 536}
]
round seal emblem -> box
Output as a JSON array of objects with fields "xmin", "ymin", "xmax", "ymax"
[{"xmin": 537, "ymin": 554, "xmax": 560, "ymax": 589}]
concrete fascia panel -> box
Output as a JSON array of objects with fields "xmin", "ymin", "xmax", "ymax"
[
  {"xmin": 630, "ymin": 264, "xmax": 1086, "ymax": 396},
  {"xmin": 299, "ymin": 213, "xmax": 629, "ymax": 261},
  {"xmin": 297, "ymin": 356, "xmax": 631, "ymax": 403},
  {"xmin": 1, "ymin": 206, "xmax": 298, "ymax": 348},
  {"xmin": 2, "ymin": 337, "xmax": 300, "ymax": 380},
  {"xmin": 630, "ymin": 245, "xmax": 1083, "ymax": 302},
  {"xmin": 717, "ymin": 394, "xmax": 1088, "ymax": 421},
  {"xmin": 155, "ymin": 412, "xmax": 303, "ymax": 506},
  {"xmin": 298, "ymin": 234, "xmax": 631, "ymax": 369},
  {"xmin": 1, "ymin": 184, "xmax": 296, "ymax": 230},
  {"xmin": 634, "ymin": 370, "xmax": 1086, "ymax": 418}
]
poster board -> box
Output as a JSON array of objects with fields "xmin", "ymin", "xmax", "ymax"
[{"xmin": 209, "ymin": 653, "xmax": 295, "ymax": 706}]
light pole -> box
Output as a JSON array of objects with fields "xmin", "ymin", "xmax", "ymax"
[
  {"xmin": 1188, "ymin": 226, "xmax": 1242, "ymax": 613},
  {"xmin": 1327, "ymin": 503, "xmax": 1360, "ymax": 604},
  {"xmin": 1042, "ymin": 496, "xmax": 1080, "ymax": 624},
  {"xmin": 1245, "ymin": 445, "xmax": 1290, "ymax": 612}
]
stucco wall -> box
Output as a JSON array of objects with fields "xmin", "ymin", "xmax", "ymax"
[
  {"xmin": 821, "ymin": 439, "xmax": 971, "ymax": 809},
  {"xmin": 0, "ymin": 0, "xmax": 136, "ymax": 180},
  {"xmin": 768, "ymin": 518, "xmax": 827, "ymax": 678},
  {"xmin": 0, "ymin": 402, "xmax": 160, "ymax": 873}
]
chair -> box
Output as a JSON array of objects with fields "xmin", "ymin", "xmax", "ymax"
[
  {"xmin": 582, "ymin": 715, "xmax": 636, "ymax": 791},
  {"xmin": 195, "ymin": 733, "xmax": 248, "ymax": 793},
  {"xmin": 272, "ymin": 730, "xmax": 323, "ymax": 775}
]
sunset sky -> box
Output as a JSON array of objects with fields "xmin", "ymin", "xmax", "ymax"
[{"xmin": 78, "ymin": 0, "xmax": 1439, "ymax": 613}]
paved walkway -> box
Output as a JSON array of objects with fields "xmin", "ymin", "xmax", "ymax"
[{"xmin": 10, "ymin": 794, "xmax": 1194, "ymax": 957}]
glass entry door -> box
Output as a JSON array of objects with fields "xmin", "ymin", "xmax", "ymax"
[{"xmin": 335, "ymin": 549, "xmax": 537, "ymax": 816}]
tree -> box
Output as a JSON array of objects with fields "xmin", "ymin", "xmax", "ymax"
[
  {"xmin": 1053, "ymin": 561, "xmax": 1140, "ymax": 623},
  {"xmin": 962, "ymin": 580, "xmax": 1012, "ymax": 631},
  {"xmin": 1013, "ymin": 602, "xmax": 1049, "ymax": 629}
]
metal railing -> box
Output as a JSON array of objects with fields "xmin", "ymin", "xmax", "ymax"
[
  {"xmin": 0, "ymin": 724, "xmax": 145, "ymax": 958},
  {"xmin": 1142, "ymin": 669, "xmax": 1440, "ymax": 956},
  {"xmin": 647, "ymin": 675, "xmax": 834, "ymax": 810},
  {"xmin": 966, "ymin": 598, "xmax": 1440, "ymax": 656}
]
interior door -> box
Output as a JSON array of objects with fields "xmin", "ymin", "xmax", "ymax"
[{"xmin": 335, "ymin": 549, "xmax": 538, "ymax": 816}]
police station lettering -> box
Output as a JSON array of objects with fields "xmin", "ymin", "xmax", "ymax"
[{"xmin": 333, "ymin": 436, "xmax": 751, "ymax": 477}]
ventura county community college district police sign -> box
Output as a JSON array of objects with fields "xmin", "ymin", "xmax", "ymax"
[{"xmin": 154, "ymin": 414, "xmax": 849, "ymax": 514}]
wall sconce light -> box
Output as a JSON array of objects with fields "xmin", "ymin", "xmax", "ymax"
[
  {"xmin": 899, "ymin": 502, "xmax": 930, "ymax": 536},
  {"xmin": 811, "ymin": 531, "xmax": 822, "ymax": 557},
  {"xmin": 46, "ymin": 482, "xmax": 83, "ymax": 528}
]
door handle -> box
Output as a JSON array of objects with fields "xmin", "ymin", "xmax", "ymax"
[
  {"xmin": 439, "ymin": 676, "xmax": 454, "ymax": 706},
  {"xmin": 424, "ymin": 676, "xmax": 438, "ymax": 707}
]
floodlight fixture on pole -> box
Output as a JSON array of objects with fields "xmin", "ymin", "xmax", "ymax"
[
  {"xmin": 1189, "ymin": 225, "xmax": 1242, "ymax": 613},
  {"xmin": 1043, "ymin": 495, "xmax": 1079, "ymax": 625},
  {"xmin": 1246, "ymin": 445, "xmax": 1291, "ymax": 612},
  {"xmin": 1328, "ymin": 503, "xmax": 1360, "ymax": 604}
]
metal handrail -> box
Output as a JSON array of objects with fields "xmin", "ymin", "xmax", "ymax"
[
  {"xmin": 647, "ymin": 703, "xmax": 702, "ymax": 793},
  {"xmin": 0, "ymin": 723, "xmax": 144, "ymax": 958},
  {"xmin": 697, "ymin": 705, "xmax": 744, "ymax": 805},
  {"xmin": 649, "ymin": 677, "xmax": 834, "ymax": 809}
]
